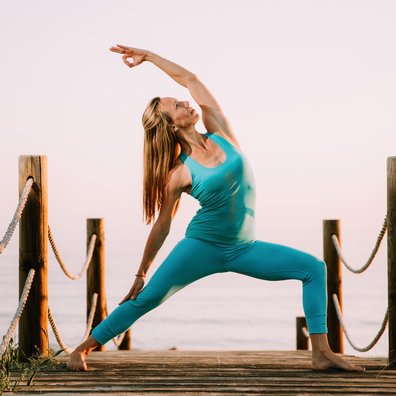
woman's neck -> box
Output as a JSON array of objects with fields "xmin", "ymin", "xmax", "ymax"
[{"xmin": 176, "ymin": 128, "xmax": 209, "ymax": 155}]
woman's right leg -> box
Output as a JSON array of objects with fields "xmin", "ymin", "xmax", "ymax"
[{"xmin": 67, "ymin": 237, "xmax": 224, "ymax": 370}]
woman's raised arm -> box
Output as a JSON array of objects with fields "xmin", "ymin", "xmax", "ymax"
[{"xmin": 110, "ymin": 45, "xmax": 239, "ymax": 147}]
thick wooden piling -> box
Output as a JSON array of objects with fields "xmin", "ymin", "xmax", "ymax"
[
  {"xmin": 323, "ymin": 219, "xmax": 343, "ymax": 353},
  {"xmin": 87, "ymin": 219, "xmax": 106, "ymax": 351},
  {"xmin": 296, "ymin": 316, "xmax": 309, "ymax": 350},
  {"xmin": 18, "ymin": 156, "xmax": 49, "ymax": 359},
  {"xmin": 388, "ymin": 157, "xmax": 396, "ymax": 367}
]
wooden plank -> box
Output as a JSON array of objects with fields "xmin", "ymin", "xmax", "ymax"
[{"xmin": 10, "ymin": 350, "xmax": 396, "ymax": 395}]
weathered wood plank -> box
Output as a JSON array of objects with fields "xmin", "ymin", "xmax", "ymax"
[{"xmin": 10, "ymin": 350, "xmax": 396, "ymax": 395}]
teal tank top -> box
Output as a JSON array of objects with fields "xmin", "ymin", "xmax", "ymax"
[{"xmin": 179, "ymin": 132, "xmax": 256, "ymax": 245}]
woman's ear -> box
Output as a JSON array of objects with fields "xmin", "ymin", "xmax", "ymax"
[{"xmin": 172, "ymin": 125, "xmax": 179, "ymax": 133}]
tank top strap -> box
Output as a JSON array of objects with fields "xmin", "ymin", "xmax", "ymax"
[
  {"xmin": 178, "ymin": 149, "xmax": 201, "ymax": 176},
  {"xmin": 178, "ymin": 132, "xmax": 234, "ymax": 175},
  {"xmin": 205, "ymin": 132, "xmax": 234, "ymax": 154}
]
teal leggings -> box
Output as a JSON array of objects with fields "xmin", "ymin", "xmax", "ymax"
[{"xmin": 91, "ymin": 237, "xmax": 327, "ymax": 345}]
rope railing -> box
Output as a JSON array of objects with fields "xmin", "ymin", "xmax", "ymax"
[
  {"xmin": 112, "ymin": 332, "xmax": 127, "ymax": 348},
  {"xmin": 331, "ymin": 217, "xmax": 387, "ymax": 274},
  {"xmin": 302, "ymin": 326, "xmax": 310, "ymax": 339},
  {"xmin": 82, "ymin": 294, "xmax": 99, "ymax": 343},
  {"xmin": 332, "ymin": 293, "xmax": 388, "ymax": 352},
  {"xmin": 48, "ymin": 226, "xmax": 97, "ymax": 281},
  {"xmin": 0, "ymin": 269, "xmax": 35, "ymax": 355},
  {"xmin": 48, "ymin": 293, "xmax": 98, "ymax": 355},
  {"xmin": 0, "ymin": 178, "xmax": 34, "ymax": 255}
]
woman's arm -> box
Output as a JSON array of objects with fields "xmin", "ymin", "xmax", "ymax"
[
  {"xmin": 118, "ymin": 165, "xmax": 188, "ymax": 304},
  {"xmin": 110, "ymin": 45, "xmax": 240, "ymax": 148}
]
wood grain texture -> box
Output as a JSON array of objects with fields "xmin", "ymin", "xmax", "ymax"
[
  {"xmin": 323, "ymin": 219, "xmax": 343, "ymax": 353},
  {"xmin": 388, "ymin": 157, "xmax": 396, "ymax": 367},
  {"xmin": 18, "ymin": 155, "xmax": 49, "ymax": 359},
  {"xmin": 296, "ymin": 316, "xmax": 309, "ymax": 350},
  {"xmin": 12, "ymin": 350, "xmax": 395, "ymax": 395},
  {"xmin": 87, "ymin": 219, "xmax": 106, "ymax": 352}
]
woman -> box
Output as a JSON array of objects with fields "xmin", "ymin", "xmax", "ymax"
[{"xmin": 67, "ymin": 45, "xmax": 363, "ymax": 372}]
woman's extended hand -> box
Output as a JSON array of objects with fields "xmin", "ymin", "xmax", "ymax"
[
  {"xmin": 109, "ymin": 44, "xmax": 148, "ymax": 68},
  {"xmin": 118, "ymin": 276, "xmax": 145, "ymax": 305}
]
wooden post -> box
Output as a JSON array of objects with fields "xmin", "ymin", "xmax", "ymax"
[
  {"xmin": 18, "ymin": 156, "xmax": 49, "ymax": 359},
  {"xmin": 296, "ymin": 316, "xmax": 309, "ymax": 350},
  {"xmin": 388, "ymin": 157, "xmax": 396, "ymax": 367},
  {"xmin": 118, "ymin": 329, "xmax": 132, "ymax": 350},
  {"xmin": 87, "ymin": 219, "xmax": 106, "ymax": 351},
  {"xmin": 323, "ymin": 219, "xmax": 343, "ymax": 353}
]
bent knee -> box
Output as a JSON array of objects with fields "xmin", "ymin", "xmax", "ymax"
[{"xmin": 304, "ymin": 257, "xmax": 327, "ymax": 283}]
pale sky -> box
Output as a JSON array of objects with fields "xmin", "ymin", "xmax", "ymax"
[{"xmin": 1, "ymin": 0, "xmax": 395, "ymax": 297}]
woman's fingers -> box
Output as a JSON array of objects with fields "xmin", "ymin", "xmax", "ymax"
[
  {"xmin": 116, "ymin": 44, "xmax": 132, "ymax": 50},
  {"xmin": 109, "ymin": 44, "xmax": 132, "ymax": 53},
  {"xmin": 118, "ymin": 278, "xmax": 144, "ymax": 304},
  {"xmin": 109, "ymin": 47, "xmax": 124, "ymax": 53},
  {"xmin": 122, "ymin": 55, "xmax": 134, "ymax": 68},
  {"xmin": 119, "ymin": 296, "xmax": 129, "ymax": 304},
  {"xmin": 131, "ymin": 283, "xmax": 143, "ymax": 299},
  {"xmin": 131, "ymin": 279, "xmax": 145, "ymax": 299},
  {"xmin": 109, "ymin": 45, "xmax": 145, "ymax": 69}
]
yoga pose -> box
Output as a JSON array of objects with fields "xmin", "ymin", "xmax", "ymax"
[{"xmin": 67, "ymin": 45, "xmax": 363, "ymax": 372}]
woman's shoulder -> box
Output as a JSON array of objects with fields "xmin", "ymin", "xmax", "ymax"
[{"xmin": 206, "ymin": 130, "xmax": 241, "ymax": 151}]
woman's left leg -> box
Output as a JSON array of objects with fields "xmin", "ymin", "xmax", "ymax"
[
  {"xmin": 225, "ymin": 240, "xmax": 364, "ymax": 371},
  {"xmin": 224, "ymin": 240, "xmax": 327, "ymax": 335}
]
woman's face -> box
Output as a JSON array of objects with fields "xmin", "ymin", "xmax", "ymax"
[{"xmin": 159, "ymin": 97, "xmax": 199, "ymax": 130}]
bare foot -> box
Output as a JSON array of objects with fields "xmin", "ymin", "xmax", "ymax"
[
  {"xmin": 312, "ymin": 349, "xmax": 365, "ymax": 372},
  {"xmin": 67, "ymin": 350, "xmax": 88, "ymax": 371}
]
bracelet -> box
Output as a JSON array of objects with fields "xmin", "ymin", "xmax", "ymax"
[{"xmin": 135, "ymin": 273, "xmax": 146, "ymax": 278}]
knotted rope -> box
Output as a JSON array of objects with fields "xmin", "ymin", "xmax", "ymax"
[
  {"xmin": 331, "ymin": 217, "xmax": 387, "ymax": 274},
  {"xmin": 0, "ymin": 269, "xmax": 35, "ymax": 355},
  {"xmin": 332, "ymin": 294, "xmax": 388, "ymax": 352},
  {"xmin": 48, "ymin": 226, "xmax": 97, "ymax": 280},
  {"xmin": 0, "ymin": 178, "xmax": 34, "ymax": 255},
  {"xmin": 48, "ymin": 293, "xmax": 98, "ymax": 355}
]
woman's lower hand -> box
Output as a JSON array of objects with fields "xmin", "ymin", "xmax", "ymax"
[
  {"xmin": 119, "ymin": 276, "xmax": 145, "ymax": 305},
  {"xmin": 109, "ymin": 44, "xmax": 148, "ymax": 68}
]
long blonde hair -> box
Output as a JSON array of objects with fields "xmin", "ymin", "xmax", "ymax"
[{"xmin": 142, "ymin": 97, "xmax": 181, "ymax": 224}]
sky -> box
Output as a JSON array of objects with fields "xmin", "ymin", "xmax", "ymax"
[{"xmin": 0, "ymin": 1, "xmax": 395, "ymax": 309}]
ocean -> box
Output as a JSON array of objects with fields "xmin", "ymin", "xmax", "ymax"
[{"xmin": 0, "ymin": 239, "xmax": 388, "ymax": 359}]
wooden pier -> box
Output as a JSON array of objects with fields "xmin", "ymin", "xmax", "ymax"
[{"xmin": 15, "ymin": 350, "xmax": 396, "ymax": 395}]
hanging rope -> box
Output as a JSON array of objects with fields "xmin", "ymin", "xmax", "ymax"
[
  {"xmin": 48, "ymin": 293, "xmax": 98, "ymax": 355},
  {"xmin": 112, "ymin": 332, "xmax": 126, "ymax": 348},
  {"xmin": 48, "ymin": 226, "xmax": 97, "ymax": 280},
  {"xmin": 0, "ymin": 178, "xmax": 34, "ymax": 255},
  {"xmin": 332, "ymin": 294, "xmax": 388, "ymax": 352},
  {"xmin": 81, "ymin": 294, "xmax": 99, "ymax": 342},
  {"xmin": 48, "ymin": 307, "xmax": 72, "ymax": 355},
  {"xmin": 0, "ymin": 269, "xmax": 35, "ymax": 355},
  {"xmin": 331, "ymin": 217, "xmax": 387, "ymax": 274}
]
